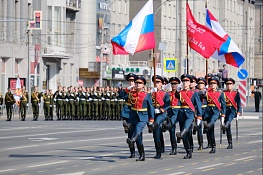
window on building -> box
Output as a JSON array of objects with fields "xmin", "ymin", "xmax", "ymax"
[
  {"xmin": 15, "ymin": 59, "xmax": 20, "ymax": 76},
  {"xmin": 118, "ymin": 0, "xmax": 121, "ymax": 14},
  {"xmin": 1, "ymin": 58, "xmax": 6, "ymax": 93},
  {"xmin": 62, "ymin": 63, "xmax": 66, "ymax": 85},
  {"xmin": 124, "ymin": 1, "xmax": 127, "ymax": 15},
  {"xmin": 54, "ymin": 6, "xmax": 61, "ymax": 46},
  {"xmin": 70, "ymin": 64, "xmax": 73, "ymax": 85}
]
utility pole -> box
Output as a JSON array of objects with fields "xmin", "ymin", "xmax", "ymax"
[{"xmin": 27, "ymin": 30, "xmax": 31, "ymax": 97}]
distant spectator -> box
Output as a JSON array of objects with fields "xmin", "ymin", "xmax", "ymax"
[
  {"xmin": 251, "ymin": 87, "xmax": 262, "ymax": 112},
  {"xmin": 221, "ymin": 64, "xmax": 228, "ymax": 88}
]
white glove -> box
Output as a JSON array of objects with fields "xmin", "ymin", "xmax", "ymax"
[
  {"xmin": 89, "ymin": 98, "xmax": 92, "ymax": 101},
  {"xmin": 154, "ymin": 109, "xmax": 161, "ymax": 114},
  {"xmin": 77, "ymin": 97, "xmax": 79, "ymax": 101},
  {"xmin": 107, "ymin": 93, "xmax": 110, "ymax": 96},
  {"xmin": 127, "ymin": 85, "xmax": 134, "ymax": 90},
  {"xmin": 71, "ymin": 94, "xmax": 74, "ymax": 97},
  {"xmin": 54, "ymin": 99, "xmax": 57, "ymax": 102},
  {"xmin": 20, "ymin": 94, "xmax": 22, "ymax": 97},
  {"xmin": 151, "ymin": 88, "xmax": 157, "ymax": 93},
  {"xmin": 115, "ymin": 99, "xmax": 118, "ymax": 101},
  {"xmin": 50, "ymin": 105, "xmax": 52, "ymax": 107},
  {"xmin": 148, "ymin": 122, "xmax": 153, "ymax": 126},
  {"xmin": 221, "ymin": 117, "xmax": 225, "ymax": 126},
  {"xmin": 54, "ymin": 105, "xmax": 56, "ymax": 107},
  {"xmin": 59, "ymin": 93, "xmax": 62, "ymax": 96},
  {"xmin": 26, "ymin": 103, "xmax": 29, "ymax": 107},
  {"xmin": 102, "ymin": 97, "xmax": 105, "ymax": 100},
  {"xmin": 197, "ymin": 119, "xmax": 201, "ymax": 126},
  {"xmin": 82, "ymin": 92, "xmax": 85, "ymax": 95},
  {"xmin": 94, "ymin": 92, "xmax": 97, "ymax": 95},
  {"xmin": 66, "ymin": 99, "xmax": 69, "ymax": 102},
  {"xmin": 236, "ymin": 114, "xmax": 240, "ymax": 121},
  {"xmin": 202, "ymin": 89, "xmax": 207, "ymax": 94},
  {"xmin": 176, "ymin": 85, "xmax": 181, "ymax": 92},
  {"xmin": 64, "ymin": 93, "xmax": 66, "ymax": 96}
]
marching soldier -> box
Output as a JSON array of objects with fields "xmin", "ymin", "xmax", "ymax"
[
  {"xmin": 68, "ymin": 86, "xmax": 76, "ymax": 120},
  {"xmin": 193, "ymin": 77, "xmax": 208, "ymax": 150},
  {"xmin": 104, "ymin": 86, "xmax": 112, "ymax": 120},
  {"xmin": 86, "ymin": 87, "xmax": 92, "ymax": 120},
  {"xmin": 166, "ymin": 77, "xmax": 181, "ymax": 155},
  {"xmin": 61, "ymin": 86, "xmax": 68, "ymax": 120},
  {"xmin": 222, "ymin": 78, "xmax": 241, "ymax": 149},
  {"xmin": 176, "ymin": 74, "xmax": 202, "ymax": 159},
  {"xmin": 74, "ymin": 87, "xmax": 80, "ymax": 120},
  {"xmin": 148, "ymin": 75, "xmax": 170, "ymax": 159},
  {"xmin": 5, "ymin": 87, "xmax": 15, "ymax": 121},
  {"xmin": 54, "ymin": 85, "xmax": 63, "ymax": 120},
  {"xmin": 20, "ymin": 85, "xmax": 29, "ymax": 121},
  {"xmin": 126, "ymin": 75, "xmax": 155, "ymax": 161},
  {"xmin": 91, "ymin": 86, "xmax": 100, "ymax": 120},
  {"xmin": 0, "ymin": 92, "xmax": 3, "ymax": 116},
  {"xmin": 111, "ymin": 87, "xmax": 118, "ymax": 120},
  {"xmin": 49, "ymin": 89, "xmax": 54, "ymax": 120},
  {"xmin": 31, "ymin": 86, "xmax": 42, "ymax": 121},
  {"xmin": 100, "ymin": 87, "xmax": 106, "ymax": 120},
  {"xmin": 79, "ymin": 86, "xmax": 86, "ymax": 120},
  {"xmin": 116, "ymin": 87, "xmax": 124, "ymax": 121},
  {"xmin": 203, "ymin": 77, "xmax": 226, "ymax": 153},
  {"xmin": 43, "ymin": 90, "xmax": 51, "ymax": 120}
]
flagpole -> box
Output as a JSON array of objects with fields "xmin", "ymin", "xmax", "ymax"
[
  {"xmin": 205, "ymin": 0, "xmax": 208, "ymax": 78},
  {"xmin": 153, "ymin": 49, "xmax": 156, "ymax": 88},
  {"xmin": 186, "ymin": 0, "xmax": 189, "ymax": 74}
]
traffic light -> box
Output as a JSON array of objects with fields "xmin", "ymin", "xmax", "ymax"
[{"xmin": 28, "ymin": 11, "xmax": 42, "ymax": 30}]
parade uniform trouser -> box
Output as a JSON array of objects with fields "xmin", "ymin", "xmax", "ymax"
[
  {"xmin": 32, "ymin": 102, "xmax": 39, "ymax": 121},
  {"xmin": 105, "ymin": 101, "xmax": 111, "ymax": 120},
  {"xmin": 188, "ymin": 126, "xmax": 194, "ymax": 152},
  {"xmin": 98, "ymin": 101, "xmax": 103, "ymax": 120},
  {"xmin": 79, "ymin": 100, "xmax": 86, "ymax": 120},
  {"xmin": 62, "ymin": 100, "xmax": 68, "ymax": 120},
  {"xmin": 20, "ymin": 102, "xmax": 27, "ymax": 121},
  {"xmin": 68, "ymin": 100, "xmax": 75, "ymax": 120},
  {"xmin": 110, "ymin": 101, "xmax": 116, "ymax": 120},
  {"xmin": 44, "ymin": 102, "xmax": 50, "ymax": 120},
  {"xmin": 206, "ymin": 132, "xmax": 211, "ymax": 148},
  {"xmin": 116, "ymin": 101, "xmax": 123, "ymax": 120},
  {"xmin": 182, "ymin": 132, "xmax": 192, "ymax": 159},
  {"xmin": 136, "ymin": 144, "xmax": 145, "ymax": 161},
  {"xmin": 50, "ymin": 106, "xmax": 53, "ymax": 120},
  {"xmin": 6, "ymin": 102, "xmax": 13, "ymax": 121},
  {"xmin": 74, "ymin": 102, "xmax": 79, "ymax": 120},
  {"xmin": 169, "ymin": 125, "xmax": 177, "ymax": 155},
  {"xmin": 209, "ymin": 125, "xmax": 216, "ymax": 153},
  {"xmin": 86, "ymin": 101, "xmax": 91, "ymax": 120},
  {"xmin": 56, "ymin": 100, "xmax": 63, "ymax": 120},
  {"xmin": 197, "ymin": 121, "xmax": 203, "ymax": 150},
  {"xmin": 92, "ymin": 101, "xmax": 99, "ymax": 120},
  {"xmin": 160, "ymin": 132, "xmax": 165, "ymax": 153}
]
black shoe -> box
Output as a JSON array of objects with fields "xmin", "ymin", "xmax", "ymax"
[
  {"xmin": 227, "ymin": 143, "xmax": 233, "ymax": 149},
  {"xmin": 198, "ymin": 145, "xmax": 203, "ymax": 150},
  {"xmin": 136, "ymin": 144, "xmax": 145, "ymax": 161},
  {"xmin": 184, "ymin": 150, "xmax": 192, "ymax": 159},
  {"xmin": 210, "ymin": 147, "xmax": 216, "ymax": 153}
]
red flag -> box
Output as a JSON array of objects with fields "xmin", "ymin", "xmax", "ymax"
[{"xmin": 186, "ymin": 3, "xmax": 226, "ymax": 58}]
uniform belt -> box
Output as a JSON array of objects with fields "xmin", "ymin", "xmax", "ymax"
[
  {"xmin": 226, "ymin": 104, "xmax": 233, "ymax": 106},
  {"xmin": 181, "ymin": 106, "xmax": 190, "ymax": 108},
  {"xmin": 202, "ymin": 105, "xmax": 207, "ymax": 108},
  {"xmin": 131, "ymin": 107, "xmax": 147, "ymax": 111},
  {"xmin": 21, "ymin": 100, "xmax": 27, "ymax": 102},
  {"xmin": 69, "ymin": 99, "xmax": 75, "ymax": 101},
  {"xmin": 105, "ymin": 99, "xmax": 110, "ymax": 101},
  {"xmin": 63, "ymin": 99, "xmax": 67, "ymax": 101},
  {"xmin": 171, "ymin": 106, "xmax": 180, "ymax": 108},
  {"xmin": 93, "ymin": 99, "xmax": 98, "ymax": 101},
  {"xmin": 110, "ymin": 99, "xmax": 115, "ymax": 101},
  {"xmin": 57, "ymin": 99, "xmax": 63, "ymax": 101},
  {"xmin": 208, "ymin": 104, "xmax": 216, "ymax": 107},
  {"xmin": 44, "ymin": 102, "xmax": 50, "ymax": 104},
  {"xmin": 32, "ymin": 100, "xmax": 38, "ymax": 102},
  {"xmin": 125, "ymin": 102, "xmax": 131, "ymax": 106},
  {"xmin": 80, "ymin": 98, "xmax": 86, "ymax": 101},
  {"xmin": 118, "ymin": 99, "xmax": 124, "ymax": 101}
]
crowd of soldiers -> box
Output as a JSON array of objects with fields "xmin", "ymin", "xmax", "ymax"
[
  {"xmin": 121, "ymin": 73, "xmax": 241, "ymax": 161},
  {"xmin": 0, "ymin": 85, "xmax": 128, "ymax": 121}
]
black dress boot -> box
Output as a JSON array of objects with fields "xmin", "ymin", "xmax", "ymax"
[
  {"xmin": 161, "ymin": 137, "xmax": 165, "ymax": 153},
  {"xmin": 154, "ymin": 142, "xmax": 162, "ymax": 159},
  {"xmin": 170, "ymin": 140, "xmax": 177, "ymax": 155},
  {"xmin": 210, "ymin": 137, "xmax": 216, "ymax": 153},
  {"xmin": 205, "ymin": 133, "xmax": 211, "ymax": 149},
  {"xmin": 227, "ymin": 134, "xmax": 233, "ymax": 149},
  {"xmin": 129, "ymin": 143, "xmax": 135, "ymax": 158},
  {"xmin": 136, "ymin": 144, "xmax": 145, "ymax": 161},
  {"xmin": 123, "ymin": 120, "xmax": 131, "ymax": 133},
  {"xmin": 184, "ymin": 149, "xmax": 192, "ymax": 159},
  {"xmin": 176, "ymin": 128, "xmax": 187, "ymax": 143},
  {"xmin": 126, "ymin": 134, "xmax": 139, "ymax": 147},
  {"xmin": 148, "ymin": 122, "xmax": 158, "ymax": 133}
]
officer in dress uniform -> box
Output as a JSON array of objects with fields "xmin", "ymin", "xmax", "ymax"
[
  {"xmin": 148, "ymin": 75, "xmax": 170, "ymax": 159},
  {"xmin": 193, "ymin": 77, "xmax": 208, "ymax": 150},
  {"xmin": 54, "ymin": 86, "xmax": 63, "ymax": 120},
  {"xmin": 61, "ymin": 86, "xmax": 68, "ymax": 120},
  {"xmin": 5, "ymin": 87, "xmax": 15, "ymax": 121},
  {"xmin": 0, "ymin": 92, "xmax": 3, "ymax": 116},
  {"xmin": 74, "ymin": 87, "xmax": 80, "ymax": 120},
  {"xmin": 20, "ymin": 85, "xmax": 29, "ymax": 121},
  {"xmin": 222, "ymin": 78, "xmax": 241, "ymax": 149},
  {"xmin": 166, "ymin": 77, "xmax": 181, "ymax": 155},
  {"xmin": 126, "ymin": 75, "xmax": 155, "ymax": 161},
  {"xmin": 31, "ymin": 86, "xmax": 42, "ymax": 121},
  {"xmin": 79, "ymin": 86, "xmax": 87, "ymax": 120},
  {"xmin": 68, "ymin": 86, "xmax": 76, "ymax": 120},
  {"xmin": 49, "ymin": 89, "xmax": 54, "ymax": 120},
  {"xmin": 203, "ymin": 77, "xmax": 226, "ymax": 153},
  {"xmin": 176, "ymin": 74, "xmax": 202, "ymax": 159}
]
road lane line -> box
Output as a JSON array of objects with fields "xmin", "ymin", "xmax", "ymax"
[
  {"xmin": 0, "ymin": 169, "xmax": 16, "ymax": 173},
  {"xmin": 166, "ymin": 172, "xmax": 186, "ymax": 175},
  {"xmin": 196, "ymin": 163, "xmax": 224, "ymax": 170},
  {"xmin": 234, "ymin": 156, "xmax": 256, "ymax": 161},
  {"xmin": 27, "ymin": 160, "xmax": 68, "ymax": 168},
  {"xmin": 247, "ymin": 140, "xmax": 262, "ymax": 144}
]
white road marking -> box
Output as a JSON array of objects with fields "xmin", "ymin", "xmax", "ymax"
[
  {"xmin": 28, "ymin": 138, "xmax": 59, "ymax": 141},
  {"xmin": 234, "ymin": 156, "xmax": 256, "ymax": 161},
  {"xmin": 0, "ymin": 127, "xmax": 40, "ymax": 131},
  {"xmin": 196, "ymin": 163, "xmax": 224, "ymax": 170},
  {"xmin": 28, "ymin": 160, "xmax": 68, "ymax": 168},
  {"xmin": 0, "ymin": 169, "xmax": 16, "ymax": 173},
  {"xmin": 166, "ymin": 172, "xmax": 186, "ymax": 175},
  {"xmin": 247, "ymin": 140, "xmax": 262, "ymax": 144},
  {"xmin": 56, "ymin": 172, "xmax": 85, "ymax": 175}
]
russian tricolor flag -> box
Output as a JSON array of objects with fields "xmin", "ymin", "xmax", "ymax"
[
  {"xmin": 206, "ymin": 9, "xmax": 245, "ymax": 68},
  {"xmin": 111, "ymin": 0, "xmax": 155, "ymax": 55}
]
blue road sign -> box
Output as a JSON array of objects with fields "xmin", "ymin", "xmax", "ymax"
[
  {"xmin": 164, "ymin": 58, "xmax": 177, "ymax": 72},
  {"xmin": 237, "ymin": 69, "xmax": 248, "ymax": 80}
]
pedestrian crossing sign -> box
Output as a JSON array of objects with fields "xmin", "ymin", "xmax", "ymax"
[{"xmin": 164, "ymin": 58, "xmax": 177, "ymax": 72}]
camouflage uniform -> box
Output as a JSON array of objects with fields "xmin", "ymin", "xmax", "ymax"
[{"xmin": 20, "ymin": 89, "xmax": 29, "ymax": 121}]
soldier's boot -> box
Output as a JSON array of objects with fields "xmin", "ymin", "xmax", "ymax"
[
  {"xmin": 148, "ymin": 122, "xmax": 158, "ymax": 133},
  {"xmin": 205, "ymin": 133, "xmax": 211, "ymax": 148},
  {"xmin": 162, "ymin": 120, "xmax": 168, "ymax": 132},
  {"xmin": 123, "ymin": 120, "xmax": 131, "ymax": 133},
  {"xmin": 154, "ymin": 142, "xmax": 162, "ymax": 159},
  {"xmin": 197, "ymin": 132, "xmax": 203, "ymax": 150},
  {"xmin": 126, "ymin": 134, "xmax": 139, "ymax": 147},
  {"xmin": 210, "ymin": 137, "xmax": 216, "ymax": 153},
  {"xmin": 193, "ymin": 123, "xmax": 197, "ymax": 135},
  {"xmin": 176, "ymin": 128, "xmax": 187, "ymax": 143},
  {"xmin": 184, "ymin": 149, "xmax": 192, "ymax": 159},
  {"xmin": 129, "ymin": 143, "xmax": 135, "ymax": 158},
  {"xmin": 188, "ymin": 131, "xmax": 194, "ymax": 152},
  {"xmin": 136, "ymin": 144, "xmax": 145, "ymax": 161},
  {"xmin": 227, "ymin": 134, "xmax": 233, "ymax": 149},
  {"xmin": 161, "ymin": 138, "xmax": 165, "ymax": 153},
  {"xmin": 170, "ymin": 141, "xmax": 177, "ymax": 155}
]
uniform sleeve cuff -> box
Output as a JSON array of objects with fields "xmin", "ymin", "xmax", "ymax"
[
  {"xmin": 149, "ymin": 118, "xmax": 154, "ymax": 123},
  {"xmin": 196, "ymin": 116, "xmax": 202, "ymax": 120}
]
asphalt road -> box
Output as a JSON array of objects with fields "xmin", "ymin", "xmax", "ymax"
[{"xmin": 0, "ymin": 111, "xmax": 262, "ymax": 175}]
